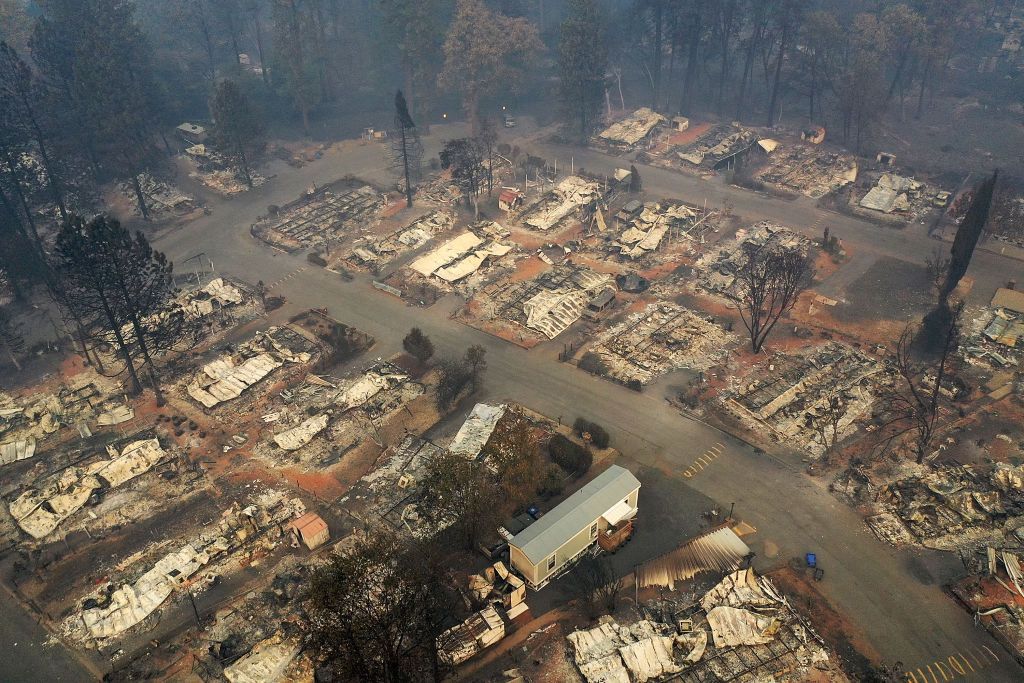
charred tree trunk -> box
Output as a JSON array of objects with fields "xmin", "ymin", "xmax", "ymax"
[
  {"xmin": 766, "ymin": 22, "xmax": 790, "ymax": 127},
  {"xmin": 652, "ymin": 2, "xmax": 664, "ymax": 110}
]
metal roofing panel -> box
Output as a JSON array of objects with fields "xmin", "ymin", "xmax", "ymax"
[
  {"xmin": 511, "ymin": 465, "xmax": 641, "ymax": 565},
  {"xmin": 992, "ymin": 288, "xmax": 1024, "ymax": 314},
  {"xmin": 601, "ymin": 500, "xmax": 636, "ymax": 526}
]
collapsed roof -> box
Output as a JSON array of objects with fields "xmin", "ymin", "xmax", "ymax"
[
  {"xmin": 10, "ymin": 438, "xmax": 166, "ymax": 539},
  {"xmin": 598, "ymin": 108, "xmax": 667, "ymax": 146},
  {"xmin": 521, "ymin": 176, "xmax": 601, "ymax": 232}
]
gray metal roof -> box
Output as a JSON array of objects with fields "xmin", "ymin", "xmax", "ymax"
[{"xmin": 511, "ymin": 465, "xmax": 640, "ymax": 565}]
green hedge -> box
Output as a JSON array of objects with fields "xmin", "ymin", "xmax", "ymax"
[
  {"xmin": 549, "ymin": 434, "xmax": 592, "ymax": 476},
  {"xmin": 573, "ymin": 418, "xmax": 610, "ymax": 449}
]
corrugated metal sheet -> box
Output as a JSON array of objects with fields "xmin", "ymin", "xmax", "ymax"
[
  {"xmin": 992, "ymin": 288, "xmax": 1024, "ymax": 314},
  {"xmin": 635, "ymin": 525, "xmax": 750, "ymax": 590}
]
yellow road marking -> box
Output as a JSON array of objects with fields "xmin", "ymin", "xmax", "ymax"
[
  {"xmin": 682, "ymin": 444, "xmax": 729, "ymax": 479},
  {"xmin": 906, "ymin": 646, "xmax": 1000, "ymax": 681}
]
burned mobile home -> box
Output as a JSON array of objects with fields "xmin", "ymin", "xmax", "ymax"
[
  {"xmin": 726, "ymin": 343, "xmax": 881, "ymax": 458},
  {"xmin": 346, "ymin": 210, "xmax": 456, "ymax": 270},
  {"xmin": 515, "ymin": 175, "xmax": 603, "ymax": 233},
  {"xmin": 183, "ymin": 326, "xmax": 318, "ymax": 410},
  {"xmin": 851, "ymin": 171, "xmax": 950, "ymax": 223},
  {"xmin": 567, "ymin": 567, "xmax": 845, "ymax": 683},
  {"xmin": 457, "ymin": 261, "xmax": 615, "ymax": 344},
  {"xmin": 752, "ymin": 143, "xmax": 858, "ymax": 199},
  {"xmin": 695, "ymin": 221, "xmax": 813, "ymax": 296},
  {"xmin": 252, "ymin": 359, "xmax": 424, "ymax": 470},
  {"xmin": 251, "ymin": 181, "xmax": 384, "ymax": 252},
  {"xmin": 665, "ymin": 123, "xmax": 760, "ymax": 171},
  {"xmin": 64, "ymin": 489, "xmax": 307, "ymax": 645},
  {"xmin": 596, "ymin": 107, "xmax": 667, "ymax": 150},
  {"xmin": 600, "ymin": 200, "xmax": 718, "ymax": 263},
  {"xmin": 583, "ymin": 302, "xmax": 734, "ymax": 386}
]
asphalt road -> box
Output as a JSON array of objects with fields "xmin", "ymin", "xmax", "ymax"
[
  {"xmin": 7, "ymin": 124, "xmax": 1022, "ymax": 680},
  {"xmin": 0, "ymin": 581, "xmax": 96, "ymax": 681}
]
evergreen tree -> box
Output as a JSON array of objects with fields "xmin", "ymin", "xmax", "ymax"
[
  {"xmin": 0, "ymin": 306, "xmax": 24, "ymax": 371},
  {"xmin": 31, "ymin": 0, "xmax": 163, "ymax": 217},
  {"xmin": 439, "ymin": 0, "xmax": 544, "ymax": 134},
  {"xmin": 558, "ymin": 0, "xmax": 607, "ymax": 144},
  {"xmin": 381, "ymin": 0, "xmax": 446, "ymax": 120},
  {"xmin": 272, "ymin": 0, "xmax": 319, "ymax": 136},
  {"xmin": 921, "ymin": 170, "xmax": 997, "ymax": 354},
  {"xmin": 209, "ymin": 78, "xmax": 264, "ymax": 188},
  {"xmin": 942, "ymin": 170, "xmax": 998, "ymax": 302},
  {"xmin": 628, "ymin": 164, "xmax": 641, "ymax": 192},
  {"xmin": 402, "ymin": 326, "xmax": 434, "ymax": 365},
  {"xmin": 390, "ymin": 90, "xmax": 422, "ymax": 208},
  {"xmin": 54, "ymin": 214, "xmax": 198, "ymax": 404},
  {"xmin": 0, "ymin": 205, "xmax": 45, "ymax": 301},
  {"xmin": 0, "ymin": 41, "xmax": 67, "ymax": 220}
]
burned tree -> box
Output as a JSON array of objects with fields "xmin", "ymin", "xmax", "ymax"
[
  {"xmin": 305, "ymin": 532, "xmax": 456, "ymax": 682},
  {"xmin": 439, "ymin": 137, "xmax": 486, "ymax": 219},
  {"xmin": 727, "ymin": 241, "xmax": 815, "ymax": 353},
  {"xmin": 814, "ymin": 384, "xmax": 847, "ymax": 460},
  {"xmin": 879, "ymin": 305, "xmax": 963, "ymax": 464},
  {"xmin": 390, "ymin": 89, "xmax": 423, "ymax": 208},
  {"xmin": 0, "ymin": 307, "xmax": 24, "ymax": 370},
  {"xmin": 476, "ymin": 117, "xmax": 497, "ymax": 197},
  {"xmin": 924, "ymin": 247, "xmax": 950, "ymax": 293},
  {"xmin": 209, "ymin": 78, "xmax": 264, "ymax": 189},
  {"xmin": 53, "ymin": 214, "xmax": 199, "ymax": 404}
]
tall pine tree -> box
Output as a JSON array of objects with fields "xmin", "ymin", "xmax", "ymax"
[
  {"xmin": 54, "ymin": 215, "xmax": 198, "ymax": 404},
  {"xmin": 209, "ymin": 78, "xmax": 264, "ymax": 188},
  {"xmin": 390, "ymin": 90, "xmax": 422, "ymax": 208}
]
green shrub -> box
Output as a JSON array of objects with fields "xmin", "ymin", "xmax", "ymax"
[
  {"xmin": 536, "ymin": 463, "xmax": 564, "ymax": 498},
  {"xmin": 573, "ymin": 418, "xmax": 610, "ymax": 449},
  {"xmin": 549, "ymin": 434, "xmax": 592, "ymax": 476}
]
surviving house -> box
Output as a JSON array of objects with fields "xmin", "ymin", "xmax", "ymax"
[{"xmin": 509, "ymin": 465, "xmax": 640, "ymax": 589}]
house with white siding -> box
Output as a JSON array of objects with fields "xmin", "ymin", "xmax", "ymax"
[{"xmin": 509, "ymin": 465, "xmax": 640, "ymax": 589}]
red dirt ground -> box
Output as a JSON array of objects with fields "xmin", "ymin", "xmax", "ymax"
[{"xmin": 666, "ymin": 121, "xmax": 714, "ymax": 146}]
